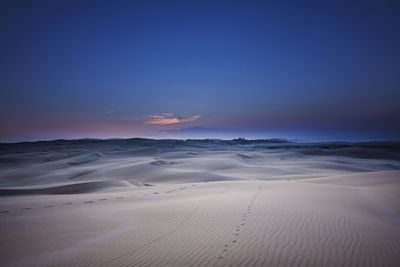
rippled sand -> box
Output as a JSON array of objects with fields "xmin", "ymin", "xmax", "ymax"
[{"xmin": 0, "ymin": 139, "xmax": 399, "ymax": 266}]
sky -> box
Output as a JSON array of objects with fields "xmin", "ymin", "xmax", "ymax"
[{"xmin": 1, "ymin": 0, "xmax": 399, "ymax": 142}]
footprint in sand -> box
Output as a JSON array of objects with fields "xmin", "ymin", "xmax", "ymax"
[
  {"xmin": 0, "ymin": 210, "xmax": 8, "ymax": 214},
  {"xmin": 223, "ymin": 185, "xmax": 260, "ymax": 255},
  {"xmin": 63, "ymin": 202, "xmax": 72, "ymax": 205},
  {"xmin": 44, "ymin": 205, "xmax": 54, "ymax": 208},
  {"xmin": 85, "ymin": 201, "xmax": 94, "ymax": 204},
  {"xmin": 99, "ymin": 199, "xmax": 107, "ymax": 201}
]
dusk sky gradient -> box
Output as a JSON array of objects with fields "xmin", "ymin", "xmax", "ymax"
[{"xmin": 1, "ymin": 0, "xmax": 399, "ymax": 142}]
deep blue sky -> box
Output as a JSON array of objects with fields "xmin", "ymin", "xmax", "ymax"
[{"xmin": 1, "ymin": 0, "xmax": 399, "ymax": 142}]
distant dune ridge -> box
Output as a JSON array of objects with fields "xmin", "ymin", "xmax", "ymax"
[{"xmin": 0, "ymin": 139, "xmax": 399, "ymax": 266}]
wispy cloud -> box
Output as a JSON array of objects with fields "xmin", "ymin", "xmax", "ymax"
[
  {"xmin": 145, "ymin": 114, "xmax": 201, "ymax": 125},
  {"xmin": 82, "ymin": 110, "xmax": 116, "ymax": 115},
  {"xmin": 69, "ymin": 110, "xmax": 117, "ymax": 116}
]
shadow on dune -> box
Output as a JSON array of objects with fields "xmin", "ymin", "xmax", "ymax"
[{"xmin": 0, "ymin": 180, "xmax": 131, "ymax": 196}]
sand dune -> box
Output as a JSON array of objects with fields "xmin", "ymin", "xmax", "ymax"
[
  {"xmin": 304, "ymin": 170, "xmax": 400, "ymax": 186},
  {"xmin": 1, "ymin": 139, "xmax": 398, "ymax": 188},
  {"xmin": 0, "ymin": 139, "xmax": 399, "ymax": 266}
]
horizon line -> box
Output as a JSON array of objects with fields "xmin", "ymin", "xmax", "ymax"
[{"xmin": 1, "ymin": 136, "xmax": 400, "ymax": 145}]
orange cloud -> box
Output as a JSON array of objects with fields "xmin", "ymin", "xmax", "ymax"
[{"xmin": 145, "ymin": 114, "xmax": 201, "ymax": 125}]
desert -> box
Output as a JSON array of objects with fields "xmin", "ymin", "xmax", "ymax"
[{"xmin": 0, "ymin": 139, "xmax": 399, "ymax": 266}]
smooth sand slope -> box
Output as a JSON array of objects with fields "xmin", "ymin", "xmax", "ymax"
[{"xmin": 0, "ymin": 139, "xmax": 399, "ymax": 266}]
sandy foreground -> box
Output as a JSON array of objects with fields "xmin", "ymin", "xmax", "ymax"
[{"xmin": 0, "ymin": 139, "xmax": 399, "ymax": 266}]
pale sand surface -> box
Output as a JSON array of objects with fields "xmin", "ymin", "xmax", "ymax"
[{"xmin": 0, "ymin": 140, "xmax": 399, "ymax": 266}]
